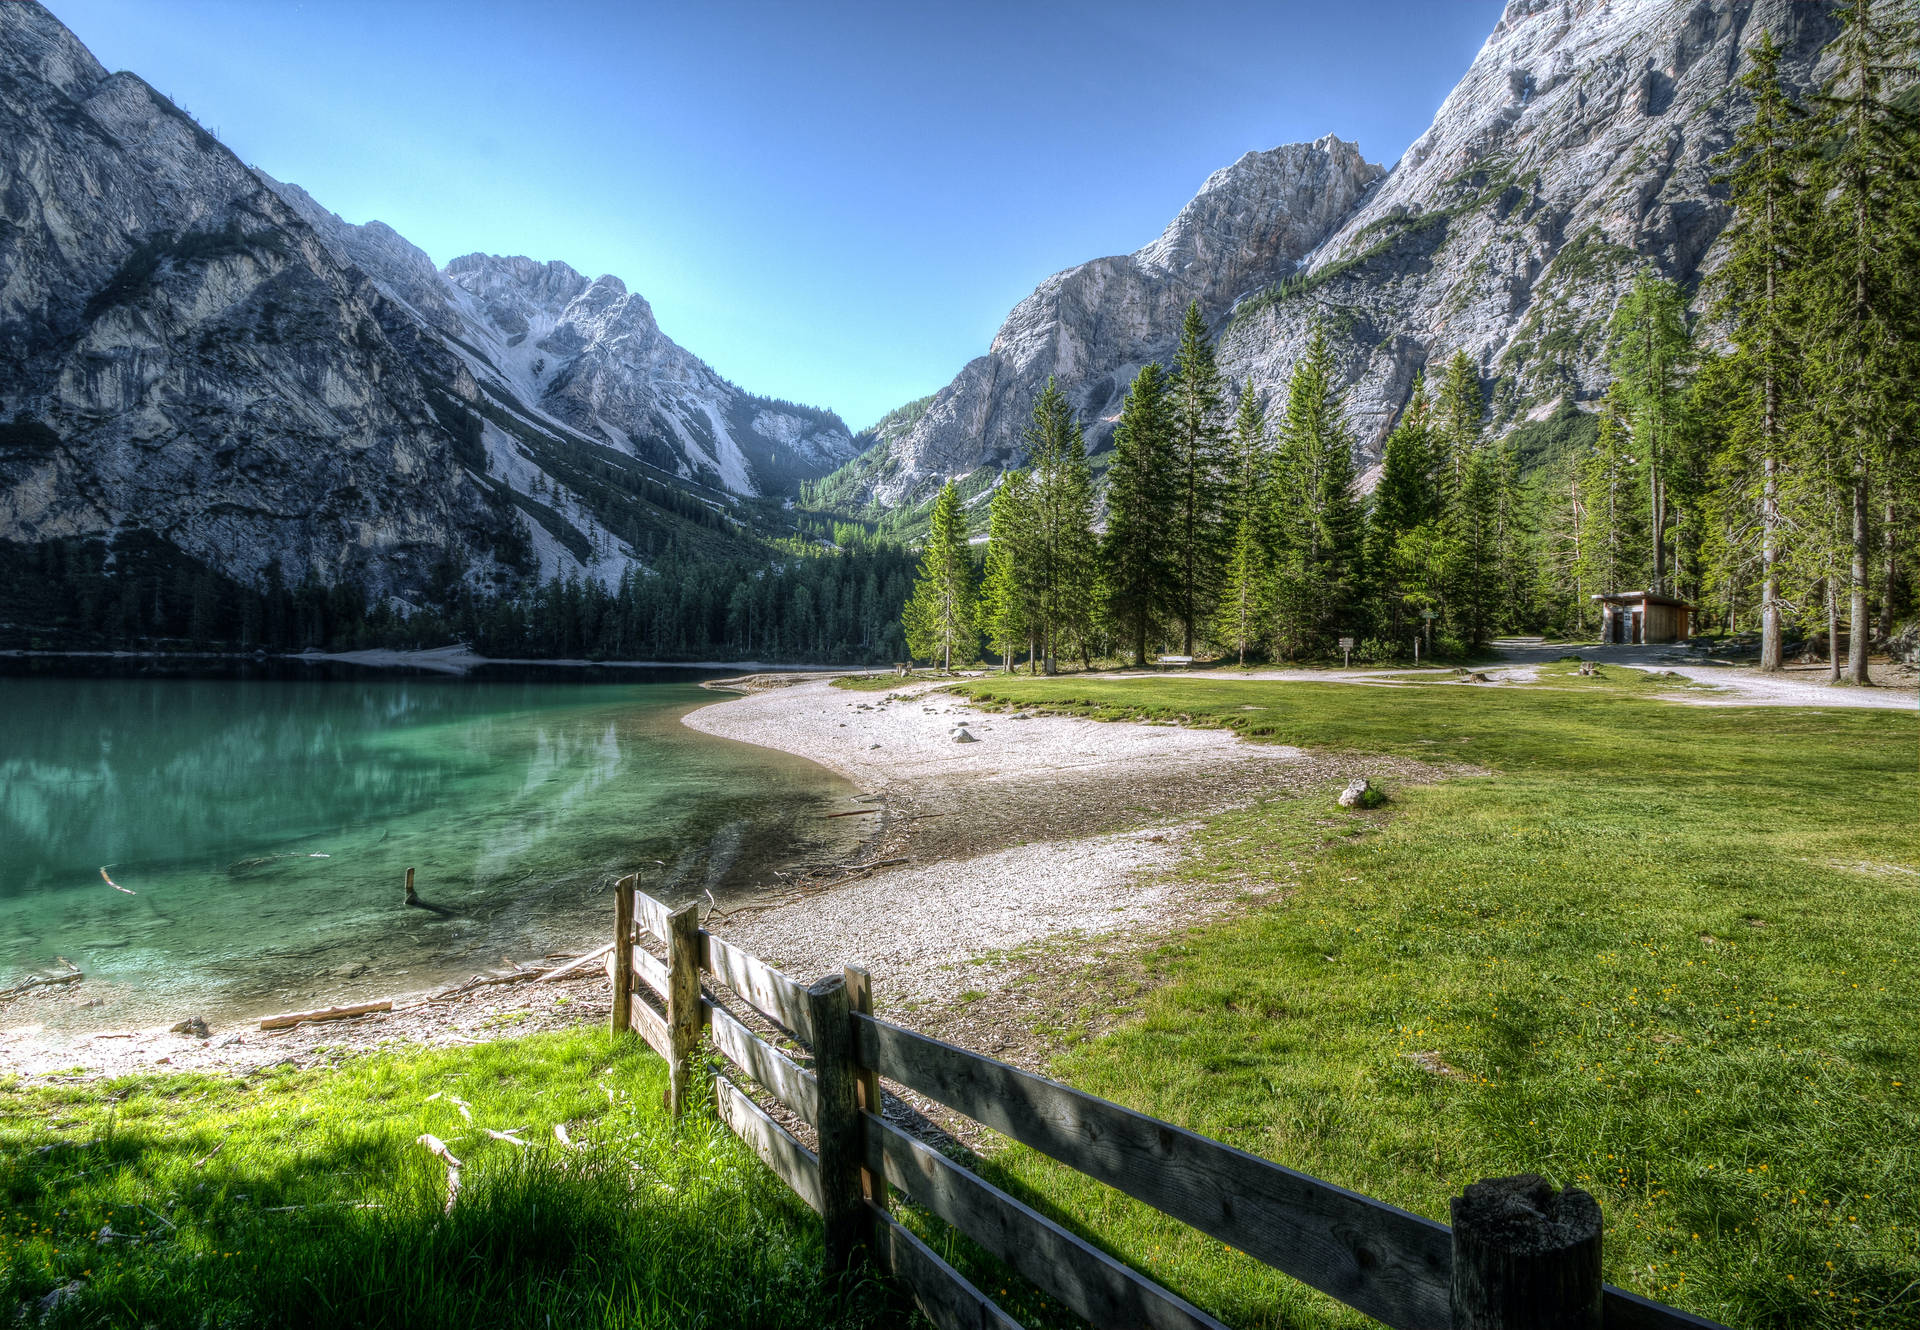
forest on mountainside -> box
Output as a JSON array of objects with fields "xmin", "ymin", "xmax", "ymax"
[
  {"xmin": 900, "ymin": 9, "xmax": 1918, "ymax": 677},
  {"xmin": 0, "ymin": 532, "xmax": 915, "ymax": 665}
]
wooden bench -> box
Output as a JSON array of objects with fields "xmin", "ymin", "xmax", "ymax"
[{"xmin": 1154, "ymin": 655, "xmax": 1195, "ymax": 670}]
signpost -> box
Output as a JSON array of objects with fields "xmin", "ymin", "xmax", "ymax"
[
  {"xmin": 1419, "ymin": 609, "xmax": 1437, "ymax": 664},
  {"xmin": 1338, "ymin": 636, "xmax": 1354, "ymax": 668}
]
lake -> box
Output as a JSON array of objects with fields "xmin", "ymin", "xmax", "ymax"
[{"xmin": 0, "ymin": 666, "xmax": 861, "ymax": 1027}]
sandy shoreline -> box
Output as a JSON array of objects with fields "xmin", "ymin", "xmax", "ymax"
[{"xmin": 3, "ymin": 676, "xmax": 1448, "ymax": 1077}]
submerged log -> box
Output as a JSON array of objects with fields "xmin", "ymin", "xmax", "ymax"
[{"xmin": 1, "ymin": 970, "xmax": 84, "ymax": 1000}]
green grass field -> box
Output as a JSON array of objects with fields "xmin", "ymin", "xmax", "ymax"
[
  {"xmin": 0, "ymin": 1035, "xmax": 904, "ymax": 1329},
  {"xmin": 5, "ymin": 663, "xmax": 1912, "ymax": 1328},
  {"xmin": 944, "ymin": 662, "xmax": 1918, "ymax": 1328}
]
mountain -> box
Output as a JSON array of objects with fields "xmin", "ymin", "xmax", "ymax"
[
  {"xmin": 834, "ymin": 0, "xmax": 1842, "ymax": 511},
  {"xmin": 0, "ymin": 2, "xmax": 857, "ymax": 608},
  {"xmin": 257, "ymin": 175, "xmax": 860, "ymax": 501},
  {"xmin": 850, "ymin": 137, "xmax": 1383, "ymax": 508}
]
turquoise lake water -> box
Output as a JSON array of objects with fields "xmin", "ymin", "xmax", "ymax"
[{"xmin": 0, "ymin": 670, "xmax": 859, "ymax": 1024}]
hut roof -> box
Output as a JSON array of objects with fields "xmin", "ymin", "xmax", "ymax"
[{"xmin": 1589, "ymin": 590, "xmax": 1695, "ymax": 609}]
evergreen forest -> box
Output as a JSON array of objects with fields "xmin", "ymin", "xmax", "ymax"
[{"xmin": 902, "ymin": 12, "xmax": 1918, "ymax": 676}]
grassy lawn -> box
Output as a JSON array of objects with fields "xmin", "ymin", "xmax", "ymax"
[
  {"xmin": 0, "ymin": 1033, "xmax": 906, "ymax": 1329},
  {"xmin": 945, "ymin": 663, "xmax": 1918, "ymax": 1329}
]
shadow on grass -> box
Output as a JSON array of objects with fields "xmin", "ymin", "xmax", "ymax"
[{"xmin": 4, "ymin": 1100, "xmax": 911, "ymax": 1329}]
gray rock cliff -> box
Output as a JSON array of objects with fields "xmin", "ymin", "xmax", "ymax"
[
  {"xmin": 0, "ymin": 2, "xmax": 524, "ymax": 600},
  {"xmin": 1, "ymin": 1, "xmax": 861, "ymax": 603}
]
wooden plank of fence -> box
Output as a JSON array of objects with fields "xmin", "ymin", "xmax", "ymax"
[
  {"xmin": 714, "ymin": 1070, "xmax": 822, "ymax": 1213},
  {"xmin": 1451, "ymin": 1174, "xmax": 1600, "ymax": 1329},
  {"xmin": 844, "ymin": 964, "xmax": 888, "ymax": 1210},
  {"xmin": 630, "ymin": 944, "xmax": 669, "ymax": 1001},
  {"xmin": 809, "ymin": 974, "xmax": 865, "ymax": 1272},
  {"xmin": 667, "ymin": 903, "xmax": 702, "ymax": 1118},
  {"xmin": 610, "ymin": 881, "xmax": 634, "ymax": 1037},
  {"xmin": 869, "ymin": 1200, "xmax": 1023, "ymax": 1330},
  {"xmin": 867, "ymin": 1112, "xmax": 1229, "ymax": 1330},
  {"xmin": 854, "ymin": 1014, "xmax": 1452, "ymax": 1330},
  {"xmin": 703, "ymin": 931, "xmax": 815, "ymax": 1043},
  {"xmin": 627, "ymin": 878, "xmax": 672, "ymax": 942},
  {"xmin": 704, "ymin": 995, "xmax": 820, "ymax": 1124},
  {"xmin": 1602, "ymin": 1286, "xmax": 1730, "ymax": 1330},
  {"xmin": 629, "ymin": 989, "xmax": 672, "ymax": 1062}
]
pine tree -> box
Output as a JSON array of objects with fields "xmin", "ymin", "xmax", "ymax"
[
  {"xmin": 1219, "ymin": 379, "xmax": 1270, "ymax": 664},
  {"xmin": 1488, "ymin": 438, "xmax": 1536, "ymax": 628},
  {"xmin": 1100, "ymin": 363, "xmax": 1177, "ymax": 665},
  {"xmin": 978, "ymin": 471, "xmax": 1037, "ymax": 669},
  {"xmin": 1367, "ymin": 376, "xmax": 1440, "ymax": 640},
  {"xmin": 1167, "ymin": 300, "xmax": 1230, "ymax": 654},
  {"xmin": 1434, "ymin": 350, "xmax": 1484, "ymax": 502},
  {"xmin": 1575, "ymin": 386, "xmax": 1650, "ymax": 603},
  {"xmin": 1269, "ymin": 324, "xmax": 1363, "ymax": 656},
  {"xmin": 1805, "ymin": 0, "xmax": 1918, "ymax": 683},
  {"xmin": 1608, "ymin": 272, "xmax": 1694, "ymax": 596},
  {"xmin": 1711, "ymin": 29, "xmax": 1816, "ymax": 670},
  {"xmin": 901, "ymin": 481, "xmax": 976, "ymax": 670},
  {"xmin": 1026, "ymin": 378, "xmax": 1098, "ymax": 672}
]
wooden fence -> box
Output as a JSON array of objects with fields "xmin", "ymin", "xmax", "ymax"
[{"xmin": 606, "ymin": 876, "xmax": 1728, "ymax": 1330}]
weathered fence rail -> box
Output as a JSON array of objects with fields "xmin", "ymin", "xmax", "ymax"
[{"xmin": 603, "ymin": 874, "xmax": 1728, "ymax": 1330}]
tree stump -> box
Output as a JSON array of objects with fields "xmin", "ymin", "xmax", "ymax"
[{"xmin": 1450, "ymin": 1174, "xmax": 1602, "ymax": 1330}]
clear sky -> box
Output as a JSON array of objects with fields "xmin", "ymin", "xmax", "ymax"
[{"xmin": 49, "ymin": 0, "xmax": 1503, "ymax": 431}]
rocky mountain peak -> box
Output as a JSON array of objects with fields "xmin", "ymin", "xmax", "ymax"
[
  {"xmin": 2, "ymin": 0, "xmax": 106, "ymax": 99},
  {"xmin": 836, "ymin": 0, "xmax": 1842, "ymax": 513},
  {"xmin": 864, "ymin": 134, "xmax": 1380, "ymax": 508},
  {"xmin": 1137, "ymin": 135, "xmax": 1382, "ymax": 292}
]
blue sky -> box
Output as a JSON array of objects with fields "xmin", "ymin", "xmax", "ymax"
[{"xmin": 51, "ymin": 0, "xmax": 1502, "ymax": 431}]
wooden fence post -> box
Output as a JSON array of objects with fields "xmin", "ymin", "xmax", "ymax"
[
  {"xmin": 807, "ymin": 973, "xmax": 865, "ymax": 1272},
  {"xmin": 843, "ymin": 964, "xmax": 888, "ymax": 1211},
  {"xmin": 1450, "ymin": 1174, "xmax": 1602, "ymax": 1330},
  {"xmin": 610, "ymin": 879, "xmax": 634, "ymax": 1037},
  {"xmin": 666, "ymin": 902, "xmax": 701, "ymax": 1116}
]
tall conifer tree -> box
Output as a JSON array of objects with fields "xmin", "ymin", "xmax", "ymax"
[
  {"xmin": 1269, "ymin": 324, "xmax": 1362, "ymax": 656},
  {"xmin": 1712, "ymin": 30, "xmax": 1815, "ymax": 671},
  {"xmin": 1368, "ymin": 377, "xmax": 1439, "ymax": 640},
  {"xmin": 902, "ymin": 481, "xmax": 976, "ymax": 670},
  {"xmin": 1608, "ymin": 273, "xmax": 1694, "ymax": 594},
  {"xmin": 1026, "ymin": 378, "xmax": 1098, "ymax": 671},
  {"xmin": 1219, "ymin": 379, "xmax": 1271, "ymax": 664},
  {"xmin": 1101, "ymin": 363, "xmax": 1176, "ymax": 665},
  {"xmin": 1434, "ymin": 351, "xmax": 1484, "ymax": 502},
  {"xmin": 978, "ymin": 471, "xmax": 1037, "ymax": 670},
  {"xmin": 1167, "ymin": 301, "xmax": 1230, "ymax": 654},
  {"xmin": 1806, "ymin": 0, "xmax": 1918, "ymax": 683}
]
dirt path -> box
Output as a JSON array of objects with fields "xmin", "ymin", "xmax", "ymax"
[{"xmin": 1115, "ymin": 647, "xmax": 1915, "ymax": 711}]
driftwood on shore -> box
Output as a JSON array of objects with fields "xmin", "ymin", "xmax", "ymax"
[
  {"xmin": 416, "ymin": 1134, "xmax": 462, "ymax": 1212},
  {"xmin": 538, "ymin": 943, "xmax": 613, "ymax": 983},
  {"xmin": 259, "ymin": 999, "xmax": 393, "ymax": 1030}
]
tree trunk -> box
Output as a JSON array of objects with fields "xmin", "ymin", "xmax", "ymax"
[
  {"xmin": 1826, "ymin": 578, "xmax": 1842, "ymax": 684},
  {"xmin": 1847, "ymin": 465, "xmax": 1872, "ymax": 684},
  {"xmin": 1759, "ymin": 454, "xmax": 1783, "ymax": 671},
  {"xmin": 1881, "ymin": 491, "xmax": 1900, "ymax": 640}
]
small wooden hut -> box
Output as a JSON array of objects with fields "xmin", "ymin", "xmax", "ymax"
[{"xmin": 1590, "ymin": 591, "xmax": 1693, "ymax": 645}]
